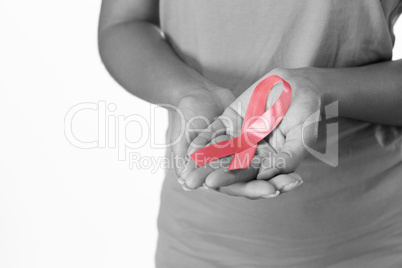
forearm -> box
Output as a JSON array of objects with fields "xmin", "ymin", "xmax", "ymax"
[
  {"xmin": 303, "ymin": 59, "xmax": 402, "ymax": 126},
  {"xmin": 98, "ymin": 21, "xmax": 217, "ymax": 105}
]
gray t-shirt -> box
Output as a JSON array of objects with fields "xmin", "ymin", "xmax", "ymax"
[{"xmin": 156, "ymin": 1, "xmax": 402, "ymax": 267}]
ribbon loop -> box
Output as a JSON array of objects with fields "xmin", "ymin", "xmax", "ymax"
[{"xmin": 190, "ymin": 75, "xmax": 292, "ymax": 170}]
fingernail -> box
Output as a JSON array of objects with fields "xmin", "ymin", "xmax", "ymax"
[
  {"xmin": 202, "ymin": 183, "xmax": 216, "ymax": 190},
  {"xmin": 282, "ymin": 179, "xmax": 303, "ymax": 192},
  {"xmin": 182, "ymin": 184, "xmax": 194, "ymax": 191},
  {"xmin": 262, "ymin": 190, "xmax": 280, "ymax": 198},
  {"xmin": 200, "ymin": 183, "xmax": 209, "ymax": 191},
  {"xmin": 178, "ymin": 176, "xmax": 185, "ymax": 185}
]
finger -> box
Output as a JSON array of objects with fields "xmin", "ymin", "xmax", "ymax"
[
  {"xmin": 254, "ymin": 139, "xmax": 280, "ymax": 180},
  {"xmin": 184, "ymin": 156, "xmax": 232, "ymax": 189},
  {"xmin": 256, "ymin": 130, "xmax": 285, "ymax": 178},
  {"xmin": 208, "ymin": 160, "xmax": 302, "ymax": 194},
  {"xmin": 181, "ymin": 135, "xmax": 232, "ymax": 187},
  {"xmin": 170, "ymin": 113, "xmax": 190, "ymax": 177},
  {"xmin": 204, "ymin": 156, "xmax": 262, "ymax": 188},
  {"xmin": 215, "ymin": 174, "xmax": 303, "ymax": 199},
  {"xmin": 185, "ymin": 136, "xmax": 276, "ymax": 189},
  {"xmin": 268, "ymin": 173, "xmax": 304, "ymax": 193},
  {"xmin": 256, "ymin": 154, "xmax": 279, "ymax": 180},
  {"xmin": 220, "ymin": 106, "xmax": 243, "ymax": 137},
  {"xmin": 171, "ymin": 109, "xmax": 217, "ymax": 177},
  {"xmin": 187, "ymin": 106, "xmax": 243, "ymax": 156},
  {"xmin": 217, "ymin": 180, "xmax": 279, "ymax": 200},
  {"xmin": 187, "ymin": 118, "xmax": 227, "ymax": 156},
  {"xmin": 257, "ymin": 124, "xmax": 316, "ymax": 180},
  {"xmin": 256, "ymin": 137, "xmax": 277, "ymax": 157},
  {"xmin": 266, "ymin": 128, "xmax": 286, "ymax": 152}
]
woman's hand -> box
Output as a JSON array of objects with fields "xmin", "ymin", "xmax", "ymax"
[
  {"xmin": 181, "ymin": 68, "xmax": 322, "ymax": 199},
  {"xmin": 170, "ymin": 87, "xmax": 235, "ymax": 186}
]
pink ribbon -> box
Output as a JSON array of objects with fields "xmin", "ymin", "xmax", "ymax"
[{"xmin": 190, "ymin": 75, "xmax": 292, "ymax": 170}]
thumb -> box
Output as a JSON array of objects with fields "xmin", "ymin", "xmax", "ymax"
[
  {"xmin": 170, "ymin": 111, "xmax": 190, "ymax": 177},
  {"xmin": 171, "ymin": 112, "xmax": 209, "ymax": 177},
  {"xmin": 257, "ymin": 123, "xmax": 317, "ymax": 180}
]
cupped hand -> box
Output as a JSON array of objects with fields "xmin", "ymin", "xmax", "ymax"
[
  {"xmin": 170, "ymin": 86, "xmax": 235, "ymax": 189},
  {"xmin": 181, "ymin": 68, "xmax": 321, "ymax": 199}
]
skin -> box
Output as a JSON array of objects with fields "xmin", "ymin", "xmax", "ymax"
[
  {"xmin": 98, "ymin": 0, "xmax": 235, "ymax": 178},
  {"xmin": 183, "ymin": 69, "xmax": 319, "ymax": 199},
  {"xmin": 99, "ymin": 0, "xmax": 402, "ymax": 200}
]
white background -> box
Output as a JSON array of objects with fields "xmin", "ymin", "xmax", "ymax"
[{"xmin": 0, "ymin": 1, "xmax": 401, "ymax": 268}]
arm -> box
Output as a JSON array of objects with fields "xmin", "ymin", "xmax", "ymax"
[
  {"xmin": 98, "ymin": 0, "xmax": 235, "ymax": 179},
  {"xmin": 98, "ymin": 0, "xmax": 222, "ymax": 105},
  {"xmin": 182, "ymin": 59, "xmax": 402, "ymax": 198},
  {"xmin": 297, "ymin": 59, "xmax": 402, "ymax": 126}
]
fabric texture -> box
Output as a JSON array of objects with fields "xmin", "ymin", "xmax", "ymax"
[{"xmin": 156, "ymin": 1, "xmax": 402, "ymax": 267}]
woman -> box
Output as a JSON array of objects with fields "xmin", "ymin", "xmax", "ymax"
[{"xmin": 98, "ymin": 0, "xmax": 402, "ymax": 267}]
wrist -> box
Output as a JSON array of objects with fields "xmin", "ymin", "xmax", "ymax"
[
  {"xmin": 182, "ymin": 85, "xmax": 234, "ymax": 109},
  {"xmin": 272, "ymin": 67, "xmax": 338, "ymax": 107}
]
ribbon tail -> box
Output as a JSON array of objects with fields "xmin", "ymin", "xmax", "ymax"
[
  {"xmin": 190, "ymin": 136, "xmax": 241, "ymax": 167},
  {"xmin": 228, "ymin": 145, "xmax": 257, "ymax": 170}
]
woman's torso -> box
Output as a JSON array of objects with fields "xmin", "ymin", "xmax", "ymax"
[{"xmin": 156, "ymin": 1, "xmax": 402, "ymax": 267}]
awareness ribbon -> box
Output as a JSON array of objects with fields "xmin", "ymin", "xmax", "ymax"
[{"xmin": 190, "ymin": 75, "xmax": 292, "ymax": 170}]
